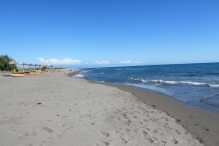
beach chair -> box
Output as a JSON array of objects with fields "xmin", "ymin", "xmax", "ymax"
[{"xmin": 11, "ymin": 72, "xmax": 25, "ymax": 77}]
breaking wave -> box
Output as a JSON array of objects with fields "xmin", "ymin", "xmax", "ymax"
[
  {"xmin": 73, "ymin": 73, "xmax": 85, "ymax": 78},
  {"xmin": 131, "ymin": 78, "xmax": 219, "ymax": 88}
]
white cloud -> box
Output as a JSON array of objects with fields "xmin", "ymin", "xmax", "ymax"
[
  {"xmin": 37, "ymin": 58, "xmax": 81, "ymax": 65},
  {"xmin": 94, "ymin": 60, "xmax": 110, "ymax": 65},
  {"xmin": 120, "ymin": 60, "xmax": 141, "ymax": 64}
]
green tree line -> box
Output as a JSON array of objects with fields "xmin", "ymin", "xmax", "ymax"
[{"xmin": 0, "ymin": 55, "xmax": 17, "ymax": 71}]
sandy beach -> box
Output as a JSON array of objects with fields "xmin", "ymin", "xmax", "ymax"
[{"xmin": 0, "ymin": 71, "xmax": 217, "ymax": 146}]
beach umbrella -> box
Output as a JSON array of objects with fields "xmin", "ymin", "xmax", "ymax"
[
  {"xmin": 9, "ymin": 60, "xmax": 18, "ymax": 65},
  {"xmin": 9, "ymin": 60, "xmax": 18, "ymax": 72},
  {"xmin": 30, "ymin": 64, "xmax": 34, "ymax": 70},
  {"xmin": 40, "ymin": 64, "xmax": 45, "ymax": 70},
  {"xmin": 49, "ymin": 65, "xmax": 53, "ymax": 71},
  {"xmin": 34, "ymin": 64, "xmax": 37, "ymax": 69},
  {"xmin": 41, "ymin": 64, "xmax": 47, "ymax": 71},
  {"xmin": 28, "ymin": 64, "xmax": 31, "ymax": 70},
  {"xmin": 21, "ymin": 62, "xmax": 28, "ymax": 73},
  {"xmin": 21, "ymin": 62, "xmax": 25, "ymax": 72},
  {"xmin": 38, "ymin": 64, "xmax": 42, "ymax": 69}
]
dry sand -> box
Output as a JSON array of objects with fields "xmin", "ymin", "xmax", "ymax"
[{"xmin": 0, "ymin": 72, "xmax": 205, "ymax": 146}]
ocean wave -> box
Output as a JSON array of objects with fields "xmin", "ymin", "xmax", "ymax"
[
  {"xmin": 198, "ymin": 94, "xmax": 219, "ymax": 107},
  {"xmin": 131, "ymin": 78, "xmax": 219, "ymax": 87},
  {"xmin": 199, "ymin": 94, "xmax": 219, "ymax": 100},
  {"xmin": 81, "ymin": 70, "xmax": 91, "ymax": 73},
  {"xmin": 73, "ymin": 74, "xmax": 85, "ymax": 78},
  {"xmin": 125, "ymin": 68, "xmax": 139, "ymax": 70},
  {"xmin": 116, "ymin": 68, "xmax": 140, "ymax": 71},
  {"xmin": 210, "ymin": 84, "xmax": 219, "ymax": 87},
  {"xmin": 72, "ymin": 70, "xmax": 91, "ymax": 78}
]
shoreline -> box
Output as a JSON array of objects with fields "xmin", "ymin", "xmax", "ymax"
[
  {"xmin": 68, "ymin": 72, "xmax": 219, "ymax": 146},
  {"xmin": 67, "ymin": 70, "xmax": 81, "ymax": 77},
  {"xmin": 0, "ymin": 71, "xmax": 216, "ymax": 145}
]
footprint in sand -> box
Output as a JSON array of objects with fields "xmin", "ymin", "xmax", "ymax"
[
  {"xmin": 133, "ymin": 116, "xmax": 137, "ymax": 118},
  {"xmin": 175, "ymin": 130, "xmax": 181, "ymax": 135},
  {"xmin": 103, "ymin": 141, "xmax": 110, "ymax": 146},
  {"xmin": 101, "ymin": 131, "xmax": 110, "ymax": 137},
  {"xmin": 121, "ymin": 137, "xmax": 129, "ymax": 144},
  {"xmin": 43, "ymin": 127, "xmax": 53, "ymax": 133},
  {"xmin": 173, "ymin": 139, "xmax": 178, "ymax": 144},
  {"xmin": 20, "ymin": 130, "xmax": 38, "ymax": 140},
  {"xmin": 62, "ymin": 123, "xmax": 67, "ymax": 127},
  {"xmin": 148, "ymin": 138, "xmax": 154, "ymax": 143},
  {"xmin": 125, "ymin": 119, "xmax": 131, "ymax": 125},
  {"xmin": 161, "ymin": 117, "xmax": 169, "ymax": 121},
  {"xmin": 142, "ymin": 131, "xmax": 148, "ymax": 136},
  {"xmin": 96, "ymin": 140, "xmax": 110, "ymax": 146},
  {"xmin": 142, "ymin": 131, "xmax": 156, "ymax": 144}
]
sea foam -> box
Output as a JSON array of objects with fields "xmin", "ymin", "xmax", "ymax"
[
  {"xmin": 73, "ymin": 73, "xmax": 84, "ymax": 78},
  {"xmin": 131, "ymin": 78, "xmax": 219, "ymax": 88}
]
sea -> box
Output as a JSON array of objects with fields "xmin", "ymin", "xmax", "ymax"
[{"xmin": 74, "ymin": 63, "xmax": 219, "ymax": 113}]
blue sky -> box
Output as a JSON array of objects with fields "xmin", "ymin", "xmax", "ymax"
[{"xmin": 0, "ymin": 0, "xmax": 219, "ymax": 67}]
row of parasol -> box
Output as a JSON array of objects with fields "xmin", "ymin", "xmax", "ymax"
[
  {"xmin": 9, "ymin": 60, "xmax": 56, "ymax": 73},
  {"xmin": 9, "ymin": 60, "xmax": 54, "ymax": 68}
]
